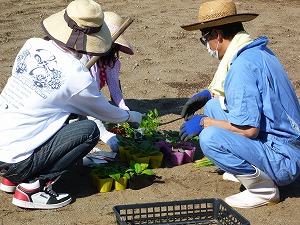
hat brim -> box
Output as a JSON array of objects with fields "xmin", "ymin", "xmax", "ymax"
[
  {"xmin": 181, "ymin": 13, "xmax": 259, "ymax": 31},
  {"xmin": 41, "ymin": 9, "xmax": 112, "ymax": 56},
  {"xmin": 115, "ymin": 34, "xmax": 134, "ymax": 55}
]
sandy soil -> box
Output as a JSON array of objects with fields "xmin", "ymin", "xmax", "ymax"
[{"xmin": 1, "ymin": 0, "xmax": 300, "ymax": 224}]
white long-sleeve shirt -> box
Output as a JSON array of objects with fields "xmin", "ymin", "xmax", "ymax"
[{"xmin": 0, "ymin": 38, "xmax": 129, "ymax": 163}]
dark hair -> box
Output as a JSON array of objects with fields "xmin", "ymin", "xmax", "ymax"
[
  {"xmin": 43, "ymin": 36, "xmax": 51, "ymax": 41},
  {"xmin": 98, "ymin": 45, "xmax": 120, "ymax": 68},
  {"xmin": 202, "ymin": 22, "xmax": 245, "ymax": 40}
]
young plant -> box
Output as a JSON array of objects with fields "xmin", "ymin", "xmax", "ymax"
[
  {"xmin": 116, "ymin": 134, "xmax": 138, "ymax": 148},
  {"xmin": 137, "ymin": 139, "xmax": 161, "ymax": 156},
  {"xmin": 145, "ymin": 130, "xmax": 165, "ymax": 143},
  {"xmin": 91, "ymin": 163, "xmax": 132, "ymax": 181},
  {"xmin": 162, "ymin": 130, "xmax": 193, "ymax": 150},
  {"xmin": 91, "ymin": 164, "xmax": 115, "ymax": 179},
  {"xmin": 174, "ymin": 148, "xmax": 185, "ymax": 153},
  {"xmin": 111, "ymin": 109, "xmax": 161, "ymax": 139},
  {"xmin": 106, "ymin": 163, "xmax": 130, "ymax": 181},
  {"xmin": 114, "ymin": 122, "xmax": 135, "ymax": 138},
  {"xmin": 140, "ymin": 109, "xmax": 161, "ymax": 136},
  {"xmin": 163, "ymin": 130, "xmax": 181, "ymax": 147},
  {"xmin": 125, "ymin": 160, "xmax": 155, "ymax": 178}
]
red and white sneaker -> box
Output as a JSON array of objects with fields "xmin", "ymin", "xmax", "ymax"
[
  {"xmin": 12, "ymin": 177, "xmax": 72, "ymax": 209},
  {"xmin": 0, "ymin": 177, "xmax": 17, "ymax": 193}
]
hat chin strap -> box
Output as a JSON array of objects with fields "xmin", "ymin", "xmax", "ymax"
[{"xmin": 64, "ymin": 11, "xmax": 102, "ymax": 51}]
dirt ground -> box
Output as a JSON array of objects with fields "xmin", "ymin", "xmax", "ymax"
[{"xmin": 1, "ymin": 0, "xmax": 300, "ymax": 224}]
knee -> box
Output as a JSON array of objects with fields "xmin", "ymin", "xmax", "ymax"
[
  {"xmin": 81, "ymin": 120, "xmax": 100, "ymax": 141},
  {"xmin": 199, "ymin": 126, "xmax": 219, "ymax": 156},
  {"xmin": 204, "ymin": 98, "xmax": 220, "ymax": 116}
]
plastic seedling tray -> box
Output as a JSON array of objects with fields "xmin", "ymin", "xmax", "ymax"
[{"xmin": 113, "ymin": 198, "xmax": 250, "ymax": 225}]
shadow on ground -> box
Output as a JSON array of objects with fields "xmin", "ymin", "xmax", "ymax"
[{"xmin": 117, "ymin": 97, "xmax": 189, "ymax": 117}]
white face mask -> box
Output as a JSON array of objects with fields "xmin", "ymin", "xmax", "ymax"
[{"xmin": 206, "ymin": 41, "xmax": 219, "ymax": 60}]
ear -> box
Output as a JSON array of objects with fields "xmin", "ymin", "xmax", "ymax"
[{"xmin": 216, "ymin": 30, "xmax": 223, "ymax": 42}]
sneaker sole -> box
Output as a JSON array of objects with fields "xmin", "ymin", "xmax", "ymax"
[
  {"xmin": 0, "ymin": 184, "xmax": 16, "ymax": 193},
  {"xmin": 12, "ymin": 197, "xmax": 72, "ymax": 209},
  {"xmin": 228, "ymin": 199, "xmax": 280, "ymax": 208}
]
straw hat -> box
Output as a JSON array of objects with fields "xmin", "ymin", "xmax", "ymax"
[
  {"xmin": 41, "ymin": 0, "xmax": 112, "ymax": 56},
  {"xmin": 104, "ymin": 11, "xmax": 134, "ymax": 55},
  {"xmin": 181, "ymin": 0, "xmax": 258, "ymax": 31}
]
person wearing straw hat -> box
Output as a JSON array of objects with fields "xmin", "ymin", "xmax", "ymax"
[
  {"xmin": 0, "ymin": 0, "xmax": 143, "ymax": 209},
  {"xmin": 80, "ymin": 11, "xmax": 135, "ymax": 153},
  {"xmin": 179, "ymin": 0, "xmax": 300, "ymax": 208}
]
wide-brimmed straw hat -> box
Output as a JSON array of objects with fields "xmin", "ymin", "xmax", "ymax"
[
  {"xmin": 41, "ymin": 0, "xmax": 112, "ymax": 56},
  {"xmin": 104, "ymin": 11, "xmax": 134, "ymax": 55},
  {"xmin": 181, "ymin": 0, "xmax": 258, "ymax": 31}
]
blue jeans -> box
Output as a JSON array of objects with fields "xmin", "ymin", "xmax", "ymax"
[
  {"xmin": 0, "ymin": 120, "xmax": 99, "ymax": 184},
  {"xmin": 200, "ymin": 98, "xmax": 300, "ymax": 186}
]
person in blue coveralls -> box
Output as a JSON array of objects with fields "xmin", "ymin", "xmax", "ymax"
[{"xmin": 179, "ymin": 0, "xmax": 300, "ymax": 208}]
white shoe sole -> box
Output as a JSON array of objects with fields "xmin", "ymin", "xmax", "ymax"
[
  {"xmin": 0, "ymin": 183, "xmax": 16, "ymax": 193},
  {"xmin": 12, "ymin": 197, "xmax": 72, "ymax": 209}
]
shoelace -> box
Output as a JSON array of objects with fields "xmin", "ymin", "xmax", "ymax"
[
  {"xmin": 43, "ymin": 176, "xmax": 61, "ymax": 197},
  {"xmin": 44, "ymin": 184, "xmax": 59, "ymax": 197}
]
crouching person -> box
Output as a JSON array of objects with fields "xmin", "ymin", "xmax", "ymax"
[
  {"xmin": 0, "ymin": 0, "xmax": 143, "ymax": 209},
  {"xmin": 179, "ymin": 0, "xmax": 300, "ymax": 208}
]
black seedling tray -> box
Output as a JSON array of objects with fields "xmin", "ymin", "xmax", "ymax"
[{"xmin": 113, "ymin": 198, "xmax": 250, "ymax": 225}]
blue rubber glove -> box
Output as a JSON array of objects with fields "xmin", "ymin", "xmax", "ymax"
[
  {"xmin": 181, "ymin": 90, "xmax": 211, "ymax": 121},
  {"xmin": 179, "ymin": 115, "xmax": 207, "ymax": 141}
]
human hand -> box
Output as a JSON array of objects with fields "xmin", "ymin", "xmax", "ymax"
[
  {"xmin": 181, "ymin": 90, "xmax": 211, "ymax": 121},
  {"xmin": 127, "ymin": 111, "xmax": 143, "ymax": 129},
  {"xmin": 179, "ymin": 115, "xmax": 207, "ymax": 141}
]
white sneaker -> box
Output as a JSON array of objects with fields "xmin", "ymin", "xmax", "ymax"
[
  {"xmin": 0, "ymin": 177, "xmax": 17, "ymax": 193},
  {"xmin": 12, "ymin": 177, "xmax": 71, "ymax": 209}
]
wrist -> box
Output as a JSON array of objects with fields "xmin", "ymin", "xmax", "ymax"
[
  {"xmin": 100, "ymin": 132, "xmax": 116, "ymax": 143},
  {"xmin": 200, "ymin": 90, "xmax": 212, "ymax": 100},
  {"xmin": 125, "ymin": 110, "xmax": 131, "ymax": 122}
]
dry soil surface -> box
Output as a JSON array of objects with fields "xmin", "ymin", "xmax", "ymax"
[{"xmin": 1, "ymin": 0, "xmax": 300, "ymax": 225}]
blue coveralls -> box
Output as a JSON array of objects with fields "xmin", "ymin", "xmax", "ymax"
[{"xmin": 200, "ymin": 36, "xmax": 300, "ymax": 186}]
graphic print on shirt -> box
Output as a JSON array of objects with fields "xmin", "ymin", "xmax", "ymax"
[
  {"xmin": 0, "ymin": 47, "xmax": 65, "ymax": 109},
  {"xmin": 16, "ymin": 48, "xmax": 64, "ymax": 95}
]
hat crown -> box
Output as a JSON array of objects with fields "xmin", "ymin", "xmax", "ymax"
[
  {"xmin": 41, "ymin": 0, "xmax": 112, "ymax": 55},
  {"xmin": 104, "ymin": 12, "xmax": 123, "ymax": 31},
  {"xmin": 103, "ymin": 11, "xmax": 135, "ymax": 55},
  {"xmin": 199, "ymin": 0, "xmax": 237, "ymax": 22},
  {"xmin": 67, "ymin": 0, "xmax": 104, "ymax": 28},
  {"xmin": 181, "ymin": 0, "xmax": 258, "ymax": 31}
]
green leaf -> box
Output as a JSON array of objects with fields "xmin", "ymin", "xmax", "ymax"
[
  {"xmin": 127, "ymin": 160, "xmax": 154, "ymax": 176},
  {"xmin": 177, "ymin": 148, "xmax": 185, "ymax": 153},
  {"xmin": 140, "ymin": 163, "xmax": 149, "ymax": 171},
  {"xmin": 123, "ymin": 173, "xmax": 131, "ymax": 179},
  {"xmin": 109, "ymin": 173, "xmax": 121, "ymax": 180},
  {"xmin": 141, "ymin": 169, "xmax": 155, "ymax": 175},
  {"xmin": 134, "ymin": 163, "xmax": 142, "ymax": 174}
]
